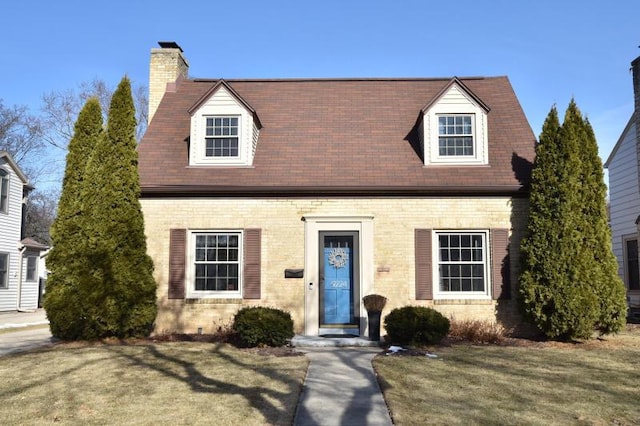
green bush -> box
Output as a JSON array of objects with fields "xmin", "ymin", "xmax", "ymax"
[
  {"xmin": 384, "ymin": 306, "xmax": 450, "ymax": 345},
  {"xmin": 232, "ymin": 306, "xmax": 294, "ymax": 347}
]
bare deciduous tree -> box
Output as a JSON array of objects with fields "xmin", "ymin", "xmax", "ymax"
[
  {"xmin": 23, "ymin": 188, "xmax": 58, "ymax": 245},
  {"xmin": 0, "ymin": 99, "xmax": 45, "ymax": 177},
  {"xmin": 40, "ymin": 78, "xmax": 148, "ymax": 149},
  {"xmin": 0, "ymin": 99, "xmax": 53, "ymax": 244}
]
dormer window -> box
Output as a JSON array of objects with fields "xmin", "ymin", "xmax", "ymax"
[
  {"xmin": 438, "ymin": 115, "xmax": 474, "ymax": 157},
  {"xmin": 205, "ymin": 116, "xmax": 239, "ymax": 157},
  {"xmin": 188, "ymin": 80, "xmax": 261, "ymax": 167},
  {"xmin": 421, "ymin": 79, "xmax": 489, "ymax": 166}
]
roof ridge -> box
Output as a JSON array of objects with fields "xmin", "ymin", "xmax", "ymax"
[{"xmin": 190, "ymin": 76, "xmax": 500, "ymax": 83}]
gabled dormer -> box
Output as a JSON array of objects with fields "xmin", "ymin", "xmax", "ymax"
[
  {"xmin": 188, "ymin": 80, "xmax": 262, "ymax": 167},
  {"xmin": 420, "ymin": 78, "xmax": 490, "ymax": 166}
]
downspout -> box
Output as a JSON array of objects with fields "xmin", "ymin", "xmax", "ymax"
[{"xmin": 16, "ymin": 244, "xmax": 26, "ymax": 311}]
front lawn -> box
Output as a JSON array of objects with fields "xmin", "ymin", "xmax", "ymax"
[
  {"xmin": 1, "ymin": 341, "xmax": 308, "ymax": 425},
  {"xmin": 374, "ymin": 325, "xmax": 640, "ymax": 425}
]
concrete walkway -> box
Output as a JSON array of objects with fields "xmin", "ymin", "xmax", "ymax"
[
  {"xmin": 294, "ymin": 347, "xmax": 393, "ymax": 426},
  {"xmin": 0, "ymin": 309, "xmax": 55, "ymax": 357}
]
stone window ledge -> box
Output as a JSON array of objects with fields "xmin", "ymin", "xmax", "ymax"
[
  {"xmin": 433, "ymin": 299, "xmax": 493, "ymax": 306},
  {"xmin": 185, "ymin": 298, "xmax": 243, "ymax": 305}
]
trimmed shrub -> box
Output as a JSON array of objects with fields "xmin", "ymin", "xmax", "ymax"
[
  {"xmin": 232, "ymin": 306, "xmax": 294, "ymax": 347},
  {"xmin": 384, "ymin": 306, "xmax": 450, "ymax": 345}
]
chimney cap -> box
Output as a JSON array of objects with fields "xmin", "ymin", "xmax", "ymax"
[{"xmin": 158, "ymin": 41, "xmax": 183, "ymax": 52}]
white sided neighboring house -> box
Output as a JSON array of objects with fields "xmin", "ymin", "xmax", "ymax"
[
  {"xmin": 605, "ymin": 55, "xmax": 640, "ymax": 320},
  {"xmin": 0, "ymin": 151, "xmax": 49, "ymax": 312}
]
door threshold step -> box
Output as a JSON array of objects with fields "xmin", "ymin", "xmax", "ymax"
[{"xmin": 291, "ymin": 335, "xmax": 382, "ymax": 348}]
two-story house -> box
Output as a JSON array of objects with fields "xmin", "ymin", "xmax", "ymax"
[
  {"xmin": 605, "ymin": 55, "xmax": 640, "ymax": 319},
  {"xmin": 0, "ymin": 151, "xmax": 48, "ymax": 312},
  {"xmin": 138, "ymin": 42, "xmax": 536, "ymax": 336}
]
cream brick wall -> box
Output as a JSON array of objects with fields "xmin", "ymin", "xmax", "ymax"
[
  {"xmin": 142, "ymin": 196, "xmax": 528, "ymax": 335},
  {"xmin": 148, "ymin": 47, "xmax": 188, "ymax": 125}
]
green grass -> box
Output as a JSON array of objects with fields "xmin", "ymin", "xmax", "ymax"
[
  {"xmin": 0, "ymin": 342, "xmax": 308, "ymax": 425},
  {"xmin": 374, "ymin": 326, "xmax": 640, "ymax": 425}
]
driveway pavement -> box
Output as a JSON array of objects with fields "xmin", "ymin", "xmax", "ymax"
[{"xmin": 0, "ymin": 309, "xmax": 55, "ymax": 357}]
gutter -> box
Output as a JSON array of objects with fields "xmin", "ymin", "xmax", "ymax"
[
  {"xmin": 140, "ymin": 185, "xmax": 529, "ymax": 198},
  {"xmin": 16, "ymin": 244, "xmax": 26, "ymax": 311}
]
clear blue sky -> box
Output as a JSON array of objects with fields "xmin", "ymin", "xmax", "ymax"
[{"xmin": 1, "ymin": 0, "xmax": 639, "ymax": 189}]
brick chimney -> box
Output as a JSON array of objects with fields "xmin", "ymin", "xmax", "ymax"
[
  {"xmin": 633, "ymin": 56, "xmax": 640, "ymax": 115},
  {"xmin": 148, "ymin": 41, "xmax": 189, "ymax": 125}
]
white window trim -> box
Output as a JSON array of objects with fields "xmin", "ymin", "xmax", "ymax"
[
  {"xmin": 191, "ymin": 114, "xmax": 245, "ymax": 166},
  {"xmin": 186, "ymin": 229, "xmax": 243, "ymax": 299},
  {"xmin": 200, "ymin": 114, "xmax": 242, "ymax": 163},
  {"xmin": 423, "ymin": 87, "xmax": 489, "ymax": 166},
  {"xmin": 436, "ymin": 114, "xmax": 476, "ymax": 158},
  {"xmin": 0, "ymin": 252, "xmax": 9, "ymax": 289},
  {"xmin": 26, "ymin": 255, "xmax": 38, "ymax": 282},
  {"xmin": 432, "ymin": 230, "xmax": 491, "ymax": 300}
]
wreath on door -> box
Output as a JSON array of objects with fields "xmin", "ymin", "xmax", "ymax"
[{"xmin": 328, "ymin": 248, "xmax": 348, "ymax": 269}]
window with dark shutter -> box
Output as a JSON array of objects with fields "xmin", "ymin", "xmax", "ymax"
[
  {"xmin": 168, "ymin": 229, "xmax": 186, "ymax": 299},
  {"xmin": 490, "ymin": 228, "xmax": 511, "ymax": 300},
  {"xmin": 415, "ymin": 229, "xmax": 433, "ymax": 300},
  {"xmin": 243, "ymin": 228, "xmax": 261, "ymax": 299}
]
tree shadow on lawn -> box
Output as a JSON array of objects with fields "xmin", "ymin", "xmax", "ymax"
[
  {"xmin": 107, "ymin": 342, "xmax": 305, "ymax": 425},
  {"xmin": 0, "ymin": 348, "xmax": 113, "ymax": 399},
  {"xmin": 414, "ymin": 344, "xmax": 640, "ymax": 423}
]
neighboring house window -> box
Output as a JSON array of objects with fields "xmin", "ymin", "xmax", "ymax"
[
  {"xmin": 0, "ymin": 169, "xmax": 8, "ymax": 214},
  {"xmin": 0, "ymin": 253, "xmax": 8, "ymax": 289},
  {"xmin": 190, "ymin": 231, "xmax": 242, "ymax": 297},
  {"xmin": 205, "ymin": 116, "xmax": 239, "ymax": 157},
  {"xmin": 435, "ymin": 231, "xmax": 489, "ymax": 298},
  {"xmin": 26, "ymin": 256, "xmax": 37, "ymax": 281},
  {"xmin": 438, "ymin": 115, "xmax": 474, "ymax": 156},
  {"xmin": 625, "ymin": 238, "xmax": 640, "ymax": 291}
]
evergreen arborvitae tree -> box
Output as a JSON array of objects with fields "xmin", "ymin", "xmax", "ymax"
[
  {"xmin": 579, "ymin": 118, "xmax": 627, "ymax": 334},
  {"xmin": 45, "ymin": 98, "xmax": 103, "ymax": 339},
  {"xmin": 520, "ymin": 101, "xmax": 627, "ymax": 340},
  {"xmin": 79, "ymin": 77, "xmax": 157, "ymax": 338}
]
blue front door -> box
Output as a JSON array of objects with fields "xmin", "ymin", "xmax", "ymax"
[{"xmin": 320, "ymin": 234, "xmax": 357, "ymax": 326}]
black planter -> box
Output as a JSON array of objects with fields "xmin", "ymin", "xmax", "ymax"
[{"xmin": 368, "ymin": 311, "xmax": 382, "ymax": 341}]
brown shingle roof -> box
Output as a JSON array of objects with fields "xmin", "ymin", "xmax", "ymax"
[{"xmin": 138, "ymin": 77, "xmax": 535, "ymax": 196}]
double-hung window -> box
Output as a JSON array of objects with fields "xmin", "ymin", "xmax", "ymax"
[
  {"xmin": 26, "ymin": 256, "xmax": 37, "ymax": 281},
  {"xmin": 205, "ymin": 117, "xmax": 239, "ymax": 157},
  {"xmin": 436, "ymin": 231, "xmax": 488, "ymax": 297},
  {"xmin": 193, "ymin": 232, "xmax": 241, "ymax": 296},
  {"xmin": 0, "ymin": 253, "xmax": 8, "ymax": 289},
  {"xmin": 438, "ymin": 115, "xmax": 474, "ymax": 157},
  {"xmin": 0, "ymin": 169, "xmax": 8, "ymax": 214}
]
